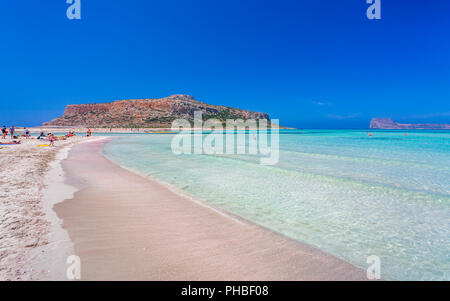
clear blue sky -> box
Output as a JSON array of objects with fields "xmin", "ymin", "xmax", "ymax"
[{"xmin": 1, "ymin": 0, "xmax": 449, "ymax": 128}]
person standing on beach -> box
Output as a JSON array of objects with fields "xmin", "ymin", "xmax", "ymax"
[
  {"xmin": 87, "ymin": 128, "xmax": 92, "ymax": 137},
  {"xmin": 1, "ymin": 126, "xmax": 6, "ymax": 139},
  {"xmin": 49, "ymin": 133, "xmax": 55, "ymax": 147},
  {"xmin": 10, "ymin": 126, "xmax": 15, "ymax": 139},
  {"xmin": 24, "ymin": 128, "xmax": 30, "ymax": 139}
]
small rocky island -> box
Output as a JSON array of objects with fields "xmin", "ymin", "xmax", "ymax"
[{"xmin": 370, "ymin": 118, "xmax": 450, "ymax": 130}]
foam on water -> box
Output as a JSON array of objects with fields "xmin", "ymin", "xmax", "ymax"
[{"xmin": 103, "ymin": 130, "xmax": 450, "ymax": 280}]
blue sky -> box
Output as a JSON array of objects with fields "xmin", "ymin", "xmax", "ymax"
[{"xmin": 1, "ymin": 0, "xmax": 449, "ymax": 128}]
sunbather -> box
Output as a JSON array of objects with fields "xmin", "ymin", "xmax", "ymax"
[{"xmin": 0, "ymin": 140, "xmax": 21, "ymax": 145}]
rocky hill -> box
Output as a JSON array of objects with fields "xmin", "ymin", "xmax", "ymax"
[
  {"xmin": 43, "ymin": 95, "xmax": 270, "ymax": 128},
  {"xmin": 370, "ymin": 118, "xmax": 450, "ymax": 130}
]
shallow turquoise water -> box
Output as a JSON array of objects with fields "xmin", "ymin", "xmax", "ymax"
[{"xmin": 103, "ymin": 130, "xmax": 450, "ymax": 280}]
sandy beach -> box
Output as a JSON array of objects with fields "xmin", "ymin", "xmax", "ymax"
[
  {"xmin": 0, "ymin": 136, "xmax": 104, "ymax": 280},
  {"xmin": 50, "ymin": 138, "xmax": 367, "ymax": 281}
]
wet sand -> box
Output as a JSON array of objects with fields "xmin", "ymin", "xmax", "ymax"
[{"xmin": 55, "ymin": 139, "xmax": 367, "ymax": 280}]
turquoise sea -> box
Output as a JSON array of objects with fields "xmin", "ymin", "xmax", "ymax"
[{"xmin": 102, "ymin": 130, "xmax": 450, "ymax": 280}]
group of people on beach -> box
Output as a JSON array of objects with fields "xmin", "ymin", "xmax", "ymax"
[
  {"xmin": 2, "ymin": 125, "xmax": 16, "ymax": 139},
  {"xmin": 3, "ymin": 126, "xmax": 34, "ymax": 139},
  {"xmin": 2, "ymin": 126, "xmax": 33, "ymax": 139},
  {"xmin": 1, "ymin": 126, "xmax": 93, "ymax": 147},
  {"xmin": 39, "ymin": 132, "xmax": 57, "ymax": 146},
  {"xmin": 38, "ymin": 131, "xmax": 80, "ymax": 146}
]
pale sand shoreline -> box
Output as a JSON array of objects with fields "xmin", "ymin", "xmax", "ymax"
[
  {"xmin": 27, "ymin": 127, "xmax": 175, "ymax": 134},
  {"xmin": 53, "ymin": 138, "xmax": 367, "ymax": 280},
  {"xmin": 0, "ymin": 136, "xmax": 104, "ymax": 280},
  {"xmin": 21, "ymin": 124, "xmax": 293, "ymax": 134}
]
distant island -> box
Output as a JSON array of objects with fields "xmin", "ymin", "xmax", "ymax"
[
  {"xmin": 370, "ymin": 118, "xmax": 450, "ymax": 130},
  {"xmin": 43, "ymin": 95, "xmax": 270, "ymax": 128}
]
